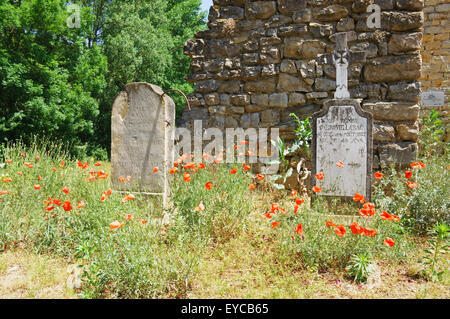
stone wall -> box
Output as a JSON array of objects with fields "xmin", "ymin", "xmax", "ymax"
[
  {"xmin": 183, "ymin": 0, "xmax": 425, "ymax": 167},
  {"xmin": 420, "ymin": 0, "xmax": 449, "ymax": 135}
]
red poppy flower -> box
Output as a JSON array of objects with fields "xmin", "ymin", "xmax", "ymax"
[
  {"xmin": 312, "ymin": 186, "xmax": 321, "ymax": 193},
  {"xmin": 350, "ymin": 222, "xmax": 363, "ymax": 235},
  {"xmin": 336, "ymin": 161, "xmax": 344, "ymax": 168},
  {"xmin": 94, "ymin": 162, "xmax": 102, "ymax": 167},
  {"xmin": 169, "ymin": 167, "xmax": 178, "ymax": 174},
  {"xmin": 381, "ymin": 211, "xmax": 394, "ymax": 221},
  {"xmin": 295, "ymin": 198, "xmax": 305, "ymax": 205},
  {"xmin": 2, "ymin": 177, "xmax": 13, "ymax": 183},
  {"xmin": 326, "ymin": 221, "xmax": 337, "ymax": 229},
  {"xmin": 359, "ymin": 202, "xmax": 376, "ymax": 216},
  {"xmin": 183, "ymin": 173, "xmax": 191, "ymax": 182},
  {"xmin": 142, "ymin": 219, "xmax": 148, "ymax": 225},
  {"xmin": 6, "ymin": 159, "xmax": 12, "ymax": 164},
  {"xmin": 294, "ymin": 205, "xmax": 299, "ymax": 214},
  {"xmin": 384, "ymin": 237, "xmax": 395, "ymax": 247},
  {"xmin": 76, "ymin": 200, "xmax": 86, "ymax": 209},
  {"xmin": 353, "ymin": 193, "xmax": 365, "ymax": 203},
  {"xmin": 51, "ymin": 167, "xmax": 57, "ymax": 171},
  {"xmin": 271, "ymin": 203, "xmax": 280, "ymax": 214},
  {"xmin": 110, "ymin": 221, "xmax": 124, "ymax": 230},
  {"xmin": 126, "ymin": 214, "xmax": 134, "ymax": 221},
  {"xmin": 21, "ymin": 153, "xmax": 25, "ymax": 158},
  {"xmin": 60, "ymin": 161, "xmax": 65, "ymax": 168},
  {"xmin": 362, "ymin": 227, "xmax": 378, "ymax": 237},
  {"xmin": 62, "ymin": 187, "xmax": 69, "ymax": 194},
  {"xmin": 334, "ymin": 225, "xmax": 346, "ymax": 237},
  {"xmin": 248, "ymin": 184, "xmax": 255, "ymax": 190},
  {"xmin": 183, "ymin": 162, "xmax": 196, "ymax": 169},
  {"xmin": 243, "ymin": 165, "xmax": 251, "ymax": 171},
  {"xmin": 404, "ymin": 170, "xmax": 413, "ymax": 179},
  {"xmin": 295, "ymin": 223, "xmax": 303, "ymax": 235},
  {"xmin": 104, "ymin": 188, "xmax": 112, "ymax": 196},
  {"xmin": 407, "ymin": 181, "xmax": 418, "ymax": 188},
  {"xmin": 63, "ymin": 201, "xmax": 72, "ymax": 212},
  {"xmin": 264, "ymin": 212, "xmax": 272, "ymax": 219},
  {"xmin": 101, "ymin": 193, "xmax": 107, "ymax": 202},
  {"xmin": 374, "ymin": 171, "xmax": 383, "ymax": 179},
  {"xmin": 256, "ymin": 174, "xmax": 264, "ymax": 181},
  {"xmin": 410, "ymin": 161, "xmax": 425, "ymax": 169},
  {"xmin": 34, "ymin": 184, "xmax": 41, "ymax": 190},
  {"xmin": 17, "ymin": 172, "xmax": 22, "ymax": 176},
  {"xmin": 271, "ymin": 221, "xmax": 280, "ymax": 229},
  {"xmin": 230, "ymin": 168, "xmax": 238, "ymax": 175},
  {"xmin": 44, "ymin": 205, "xmax": 54, "ymax": 211},
  {"xmin": 291, "ymin": 190, "xmax": 297, "ymax": 197},
  {"xmin": 205, "ymin": 182, "xmax": 213, "ymax": 190},
  {"xmin": 35, "ymin": 156, "xmax": 40, "ymax": 160},
  {"xmin": 198, "ymin": 163, "xmax": 206, "ymax": 169},
  {"xmin": 315, "ymin": 172, "xmax": 324, "ymax": 180}
]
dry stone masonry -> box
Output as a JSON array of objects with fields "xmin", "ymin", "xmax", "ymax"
[
  {"xmin": 420, "ymin": 0, "xmax": 449, "ymax": 140},
  {"xmin": 183, "ymin": 0, "xmax": 426, "ymax": 167}
]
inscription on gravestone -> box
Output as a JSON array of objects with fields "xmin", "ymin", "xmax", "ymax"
[
  {"xmin": 312, "ymin": 99, "xmax": 373, "ymax": 200},
  {"xmin": 111, "ymin": 83, "xmax": 175, "ymax": 202},
  {"xmin": 312, "ymin": 32, "xmax": 372, "ymax": 201}
]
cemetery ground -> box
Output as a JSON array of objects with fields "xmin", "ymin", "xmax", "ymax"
[{"xmin": 0, "ymin": 136, "xmax": 448, "ymax": 299}]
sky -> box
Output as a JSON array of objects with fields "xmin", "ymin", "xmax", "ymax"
[{"xmin": 201, "ymin": 0, "xmax": 213, "ymax": 12}]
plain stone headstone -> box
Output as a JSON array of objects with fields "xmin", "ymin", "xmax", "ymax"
[
  {"xmin": 421, "ymin": 91, "xmax": 445, "ymax": 107},
  {"xmin": 111, "ymin": 82, "xmax": 175, "ymax": 202},
  {"xmin": 312, "ymin": 99, "xmax": 373, "ymax": 201}
]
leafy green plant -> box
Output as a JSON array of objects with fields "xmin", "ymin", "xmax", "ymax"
[
  {"xmin": 419, "ymin": 110, "xmax": 448, "ymax": 158},
  {"xmin": 288, "ymin": 114, "xmax": 312, "ymax": 156},
  {"xmin": 345, "ymin": 253, "xmax": 375, "ymax": 283},
  {"xmin": 269, "ymin": 137, "xmax": 293, "ymax": 190},
  {"xmin": 418, "ymin": 223, "xmax": 449, "ymax": 282}
]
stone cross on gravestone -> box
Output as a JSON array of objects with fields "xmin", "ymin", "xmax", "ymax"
[
  {"xmin": 312, "ymin": 33, "xmax": 373, "ymax": 202},
  {"xmin": 317, "ymin": 32, "xmax": 367, "ymax": 98}
]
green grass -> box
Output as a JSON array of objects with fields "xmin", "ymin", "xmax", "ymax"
[{"xmin": 0, "ymin": 138, "xmax": 448, "ymax": 298}]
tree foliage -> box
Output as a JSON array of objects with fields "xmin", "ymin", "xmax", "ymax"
[{"xmin": 0, "ymin": 0, "xmax": 206, "ymax": 157}]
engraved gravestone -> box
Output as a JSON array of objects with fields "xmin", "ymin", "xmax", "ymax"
[
  {"xmin": 111, "ymin": 83, "xmax": 175, "ymax": 203},
  {"xmin": 312, "ymin": 33, "xmax": 373, "ymax": 200}
]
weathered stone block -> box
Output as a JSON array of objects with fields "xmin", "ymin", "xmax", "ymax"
[
  {"xmin": 242, "ymin": 66, "xmax": 261, "ymax": 80},
  {"xmin": 231, "ymin": 94, "xmax": 250, "ymax": 106},
  {"xmin": 362, "ymin": 102, "xmax": 420, "ymax": 121},
  {"xmin": 280, "ymin": 59, "xmax": 297, "ymax": 73},
  {"xmin": 364, "ymin": 55, "xmax": 422, "ymax": 82},
  {"xmin": 246, "ymin": 1, "xmax": 276, "ymax": 19},
  {"xmin": 184, "ymin": 39, "xmax": 205, "ymax": 57},
  {"xmin": 315, "ymin": 77, "xmax": 336, "ymax": 91},
  {"xmin": 315, "ymin": 5, "xmax": 349, "ymax": 22},
  {"xmin": 381, "ymin": 11, "xmax": 423, "ymax": 31},
  {"xmin": 262, "ymin": 64, "xmax": 278, "ymax": 77},
  {"xmin": 269, "ymin": 93, "xmax": 289, "ymax": 108},
  {"xmin": 396, "ymin": 122, "xmax": 419, "ymax": 141},
  {"xmin": 395, "ymin": 0, "xmax": 424, "ymax": 11},
  {"xmin": 378, "ymin": 142, "xmax": 418, "ymax": 166},
  {"xmin": 278, "ymin": 73, "xmax": 312, "ymax": 92},
  {"xmin": 388, "ymin": 32, "xmax": 422, "ymax": 53},
  {"xmin": 300, "ymin": 40, "xmax": 326, "ymax": 58},
  {"xmin": 217, "ymin": 80, "xmax": 241, "ymax": 93},
  {"xmin": 205, "ymin": 93, "xmax": 220, "ymax": 106},
  {"xmin": 260, "ymin": 47, "xmax": 281, "ymax": 64},
  {"xmin": 244, "ymin": 78, "xmax": 276, "ymax": 93},
  {"xmin": 278, "ymin": 0, "xmax": 307, "ymax": 15},
  {"xmin": 337, "ymin": 17, "xmax": 355, "ymax": 32},
  {"xmin": 288, "ymin": 93, "xmax": 306, "ymax": 106},
  {"xmin": 373, "ymin": 124, "xmax": 395, "ymax": 142},
  {"xmin": 293, "ymin": 8, "xmax": 311, "ymax": 22},
  {"xmin": 387, "ymin": 82, "xmax": 421, "ymax": 102}
]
